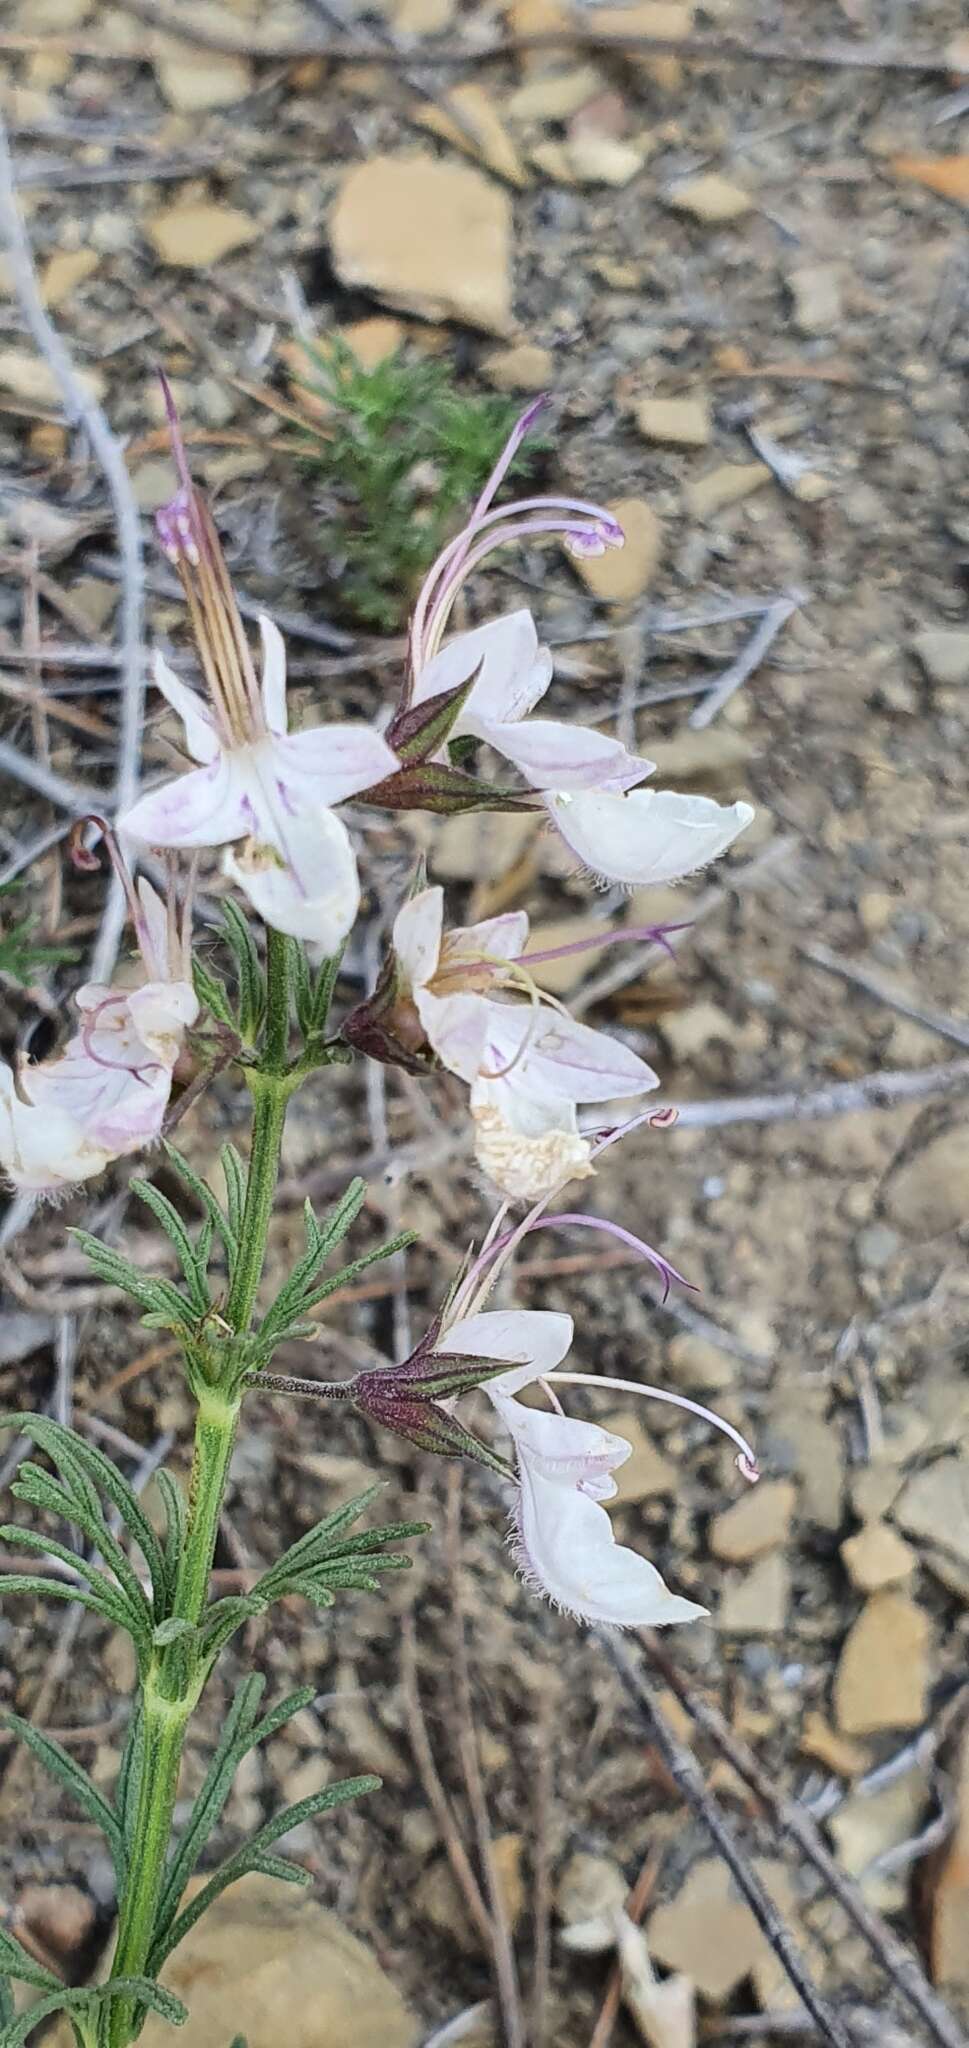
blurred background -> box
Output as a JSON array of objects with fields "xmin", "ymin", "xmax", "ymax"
[{"xmin": 1, "ymin": 2, "xmax": 969, "ymax": 2043}]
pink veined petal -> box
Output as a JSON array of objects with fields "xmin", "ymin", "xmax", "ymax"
[
  {"xmin": 490, "ymin": 1393, "xmax": 631, "ymax": 1483},
  {"xmin": 414, "ymin": 611, "xmax": 553, "ymax": 726},
  {"xmin": 414, "ymin": 987, "xmax": 491, "ymax": 1084},
  {"xmin": 126, "ymin": 980, "xmax": 199, "ymax": 1062},
  {"xmin": 442, "ymin": 907, "xmax": 530, "ymax": 968},
  {"xmin": 0, "ymin": 1067, "xmax": 111, "ymax": 1193},
  {"xmin": 515, "ymin": 1453, "xmax": 707, "ymax": 1628},
  {"xmin": 393, "ymin": 885, "xmax": 444, "ymax": 992},
  {"xmin": 268, "ymin": 724, "xmax": 400, "ymax": 808},
  {"xmin": 135, "ymin": 879, "xmax": 170, "ymax": 981},
  {"xmin": 23, "ymin": 1020, "xmax": 171, "ymax": 1155},
  {"xmin": 547, "ymin": 787, "xmax": 755, "ymax": 887},
  {"xmin": 120, "ymin": 751, "xmax": 258, "ymax": 850},
  {"xmin": 151, "ymin": 650, "xmax": 219, "ymax": 765},
  {"xmin": 259, "ymin": 614, "xmax": 289, "ymax": 736},
  {"xmin": 441, "ymin": 1307, "xmax": 574, "ymax": 1393},
  {"xmin": 223, "ymin": 801, "xmax": 360, "ymax": 948},
  {"xmin": 473, "ymin": 1000, "xmax": 659, "ymax": 1105},
  {"xmin": 475, "ymin": 715, "xmax": 655, "ymax": 795}
]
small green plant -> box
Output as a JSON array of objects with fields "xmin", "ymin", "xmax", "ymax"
[
  {"xmin": 0, "ymin": 880, "xmax": 77, "ymax": 984},
  {"xmin": 295, "ymin": 336, "xmax": 543, "ymax": 629}
]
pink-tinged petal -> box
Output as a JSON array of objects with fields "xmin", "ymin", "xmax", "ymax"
[
  {"xmin": 269, "ymin": 725, "xmax": 400, "ymax": 808},
  {"xmin": 477, "ymin": 715, "xmax": 655, "ymax": 794},
  {"xmin": 515, "ymin": 1455, "xmax": 707, "ymax": 1628},
  {"xmin": 548, "ymin": 788, "xmax": 755, "ymax": 887},
  {"xmin": 0, "ymin": 1067, "xmax": 112, "ymax": 1194},
  {"xmin": 415, "ymin": 611, "xmax": 553, "ymax": 727},
  {"xmin": 393, "ymin": 885, "xmax": 444, "ymax": 992},
  {"xmin": 120, "ymin": 752, "xmax": 257, "ymax": 850},
  {"xmin": 223, "ymin": 802, "xmax": 360, "ymax": 948},
  {"xmin": 21, "ymin": 1022, "xmax": 171, "ymax": 1157},
  {"xmin": 442, "ymin": 907, "xmax": 529, "ymax": 968},
  {"xmin": 259, "ymin": 614, "xmax": 289, "ymax": 736},
  {"xmin": 127, "ymin": 980, "xmax": 199, "ymax": 1062},
  {"xmin": 152, "ymin": 651, "xmax": 219, "ymax": 765},
  {"xmin": 491, "ymin": 1396, "xmax": 631, "ymax": 1488},
  {"xmin": 474, "ymin": 1001, "xmax": 659, "ymax": 1106},
  {"xmin": 415, "ymin": 987, "xmax": 490, "ymax": 1083},
  {"xmin": 442, "ymin": 1307, "xmax": 574, "ymax": 1392},
  {"xmin": 135, "ymin": 878, "xmax": 170, "ymax": 981}
]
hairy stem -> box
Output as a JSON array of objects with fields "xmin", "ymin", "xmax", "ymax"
[{"xmin": 104, "ymin": 926, "xmax": 293, "ymax": 2048}]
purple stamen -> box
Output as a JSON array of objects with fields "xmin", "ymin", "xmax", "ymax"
[{"xmin": 514, "ymin": 920, "xmax": 692, "ymax": 972}]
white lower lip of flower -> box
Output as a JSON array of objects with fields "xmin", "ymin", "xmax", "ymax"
[
  {"xmin": 514, "ymin": 1453, "xmax": 707, "ymax": 1628},
  {"xmin": 471, "ymin": 1099, "xmax": 593, "ymax": 1203},
  {"xmin": 222, "ymin": 802, "xmax": 360, "ymax": 947},
  {"xmin": 546, "ymin": 787, "xmax": 755, "ymax": 886}
]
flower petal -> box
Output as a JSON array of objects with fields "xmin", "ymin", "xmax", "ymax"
[
  {"xmin": 547, "ymin": 787, "xmax": 755, "ymax": 886},
  {"xmin": 0, "ymin": 1066, "xmax": 111, "ymax": 1194},
  {"xmin": 474, "ymin": 1001, "xmax": 659, "ymax": 1106},
  {"xmin": 415, "ymin": 611, "xmax": 553, "ymax": 727},
  {"xmin": 415, "ymin": 988, "xmax": 490, "ymax": 1084},
  {"xmin": 394, "ymin": 885, "xmax": 444, "ymax": 992},
  {"xmin": 223, "ymin": 802, "xmax": 360, "ymax": 948},
  {"xmin": 259, "ymin": 614, "xmax": 289, "ymax": 736},
  {"xmin": 120, "ymin": 752, "xmax": 255, "ymax": 850},
  {"xmin": 442, "ymin": 1308, "xmax": 574, "ymax": 1392},
  {"xmin": 477, "ymin": 716, "xmax": 654, "ymax": 794},
  {"xmin": 515, "ymin": 1455, "xmax": 707, "ymax": 1628},
  {"xmin": 152, "ymin": 651, "xmax": 219, "ymax": 765},
  {"xmin": 269, "ymin": 724, "xmax": 400, "ymax": 808},
  {"xmin": 442, "ymin": 908, "xmax": 530, "ymax": 969},
  {"xmin": 469, "ymin": 1087, "xmax": 594, "ymax": 1202},
  {"xmin": 491, "ymin": 1394, "xmax": 631, "ymax": 1482}
]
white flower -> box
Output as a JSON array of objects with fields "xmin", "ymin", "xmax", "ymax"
[
  {"xmin": 118, "ymin": 408, "xmax": 398, "ymax": 948},
  {"xmin": 394, "ymin": 884, "xmax": 658, "ymax": 1200},
  {"xmin": 441, "ymin": 1308, "xmax": 706, "ymax": 1629},
  {"xmin": 0, "ymin": 879, "xmax": 197, "ymax": 1198}
]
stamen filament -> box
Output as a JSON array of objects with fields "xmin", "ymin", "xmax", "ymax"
[{"xmin": 550, "ymin": 1370, "xmax": 760, "ymax": 1484}]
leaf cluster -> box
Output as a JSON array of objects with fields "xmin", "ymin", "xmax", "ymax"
[
  {"xmin": 0, "ymin": 879, "xmax": 77, "ymax": 985},
  {"xmin": 295, "ymin": 336, "xmax": 541, "ymax": 629}
]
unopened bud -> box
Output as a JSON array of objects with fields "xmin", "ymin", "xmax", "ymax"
[{"xmin": 351, "ymin": 1364, "xmax": 513, "ymax": 1477}]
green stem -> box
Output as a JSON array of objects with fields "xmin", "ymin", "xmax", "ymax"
[{"xmin": 104, "ymin": 928, "xmax": 294, "ymax": 2048}]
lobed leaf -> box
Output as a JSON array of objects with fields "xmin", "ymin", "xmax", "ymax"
[{"xmin": 0, "ymin": 1710, "xmax": 126, "ymax": 1888}]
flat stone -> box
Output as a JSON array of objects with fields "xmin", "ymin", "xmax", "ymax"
[
  {"xmin": 787, "ymin": 261, "xmax": 842, "ymax": 336},
  {"xmin": 931, "ymin": 1727, "xmax": 969, "ymax": 1989},
  {"xmin": 685, "ymin": 460, "xmax": 771, "ymax": 519},
  {"xmin": 135, "ymin": 1874, "xmax": 418, "ymax": 2046},
  {"xmin": 145, "ymin": 201, "xmax": 258, "ymax": 268},
  {"xmin": 418, "ymin": 84, "xmax": 527, "ymax": 189},
  {"xmin": 481, "ymin": 342, "xmax": 553, "ymax": 393},
  {"xmin": 668, "ymin": 172, "xmax": 752, "ymax": 223},
  {"xmin": 605, "ymin": 1410, "xmax": 676, "ymax": 1502},
  {"xmin": 799, "ymin": 1710, "xmax": 870, "ymax": 1779},
  {"xmin": 830, "ymin": 1763, "xmax": 930, "ymax": 1913},
  {"xmin": 882, "ymin": 1123, "xmax": 969, "ymax": 1238},
  {"xmin": 840, "ymin": 1521, "xmax": 916, "ymax": 1593},
  {"xmin": 667, "ymin": 1332, "xmax": 735, "ymax": 1392},
  {"xmin": 833, "ymin": 1592, "xmax": 931, "ymax": 1735},
  {"xmin": 507, "ymin": 65, "xmax": 604, "ymax": 124},
  {"xmin": 648, "ymin": 1857, "xmax": 810, "ymax": 2004},
  {"xmin": 717, "ymin": 1553, "xmax": 790, "ymax": 1636},
  {"xmin": 153, "ymin": 38, "xmax": 252, "ymax": 111},
  {"xmin": 850, "ymin": 1461, "xmax": 902, "ymax": 1524},
  {"xmin": 0, "ymin": 346, "xmax": 104, "ymax": 406},
  {"xmin": 41, "ymin": 247, "xmax": 98, "ymax": 307},
  {"xmin": 636, "ymin": 395, "xmax": 711, "ymax": 447},
  {"xmin": 329, "ymin": 155, "xmax": 514, "ymax": 335},
  {"xmin": 911, "ymin": 628, "xmax": 969, "ymax": 687},
  {"xmin": 565, "ymin": 132, "xmax": 645, "ymax": 186},
  {"xmin": 895, "ymin": 1457, "xmax": 969, "ymax": 1567},
  {"xmin": 710, "ymin": 1479, "xmax": 797, "ymax": 1563},
  {"xmin": 662, "ymin": 999, "xmax": 733, "ymax": 1059},
  {"xmin": 572, "ymin": 494, "xmax": 662, "ymax": 602}
]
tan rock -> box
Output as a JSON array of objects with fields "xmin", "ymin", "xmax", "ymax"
[
  {"xmin": 685, "ymin": 460, "xmax": 771, "ymax": 519},
  {"xmin": 0, "ymin": 347, "xmax": 104, "ymax": 406},
  {"xmin": 557, "ymin": 1850, "xmax": 628, "ymax": 1952},
  {"xmin": 636, "ymin": 395, "xmax": 711, "ymax": 448},
  {"xmin": 668, "ymin": 173, "xmax": 752, "ymax": 224},
  {"xmin": 883, "ymin": 1123, "xmax": 969, "ymax": 1238},
  {"xmin": 787, "ymin": 261, "xmax": 842, "ymax": 336},
  {"xmin": 492, "ymin": 1833, "xmax": 525, "ymax": 1931},
  {"xmin": 834, "ymin": 1592, "xmax": 931, "ymax": 1735},
  {"xmin": 840, "ymin": 1521, "xmax": 915, "ymax": 1593},
  {"xmin": 830, "ymin": 1763, "xmax": 930, "ymax": 1912},
  {"xmin": 648, "ymin": 1857, "xmax": 812, "ymax": 2004},
  {"xmin": 565, "ymin": 132, "xmax": 645, "ymax": 186},
  {"xmin": 417, "ymin": 84, "xmax": 527, "ymax": 188},
  {"xmin": 135, "ymin": 1874, "xmax": 417, "ymax": 2046},
  {"xmin": 710, "ymin": 1479, "xmax": 796, "ymax": 1563},
  {"xmin": 799, "ymin": 1710, "xmax": 870, "ymax": 1779},
  {"xmin": 667, "ymin": 1331, "xmax": 735, "ymax": 1393},
  {"xmin": 592, "ymin": 2, "xmax": 693, "ymax": 89},
  {"xmin": 717, "ymin": 1553, "xmax": 790, "ymax": 1635},
  {"xmin": 572, "ymin": 495, "xmax": 662, "ymax": 602},
  {"xmin": 145, "ymin": 201, "xmax": 259, "ymax": 268},
  {"xmin": 481, "ymin": 342, "xmax": 553, "ymax": 393},
  {"xmin": 416, "ymin": 1856, "xmax": 479, "ymax": 1952},
  {"xmin": 605, "ymin": 1410, "xmax": 676, "ymax": 1502},
  {"xmin": 329, "ymin": 155, "xmax": 514, "ymax": 336},
  {"xmin": 394, "ymin": 0, "xmax": 455, "ymax": 33},
  {"xmin": 153, "ymin": 39, "xmax": 252, "ymax": 111},
  {"xmin": 507, "ymin": 65, "xmax": 604, "ymax": 124},
  {"xmin": 662, "ymin": 999, "xmax": 733, "ymax": 1060},
  {"xmin": 930, "ymin": 1726, "xmax": 969, "ymax": 1990},
  {"xmin": 338, "ymin": 316, "xmax": 406, "ymax": 370},
  {"xmin": 911, "ymin": 627, "xmax": 969, "ymax": 687},
  {"xmin": 41, "ymin": 247, "xmax": 98, "ymax": 307},
  {"xmin": 894, "ymin": 1456, "xmax": 969, "ymax": 1566}
]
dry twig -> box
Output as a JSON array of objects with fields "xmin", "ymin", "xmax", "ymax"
[
  {"xmin": 799, "ymin": 943, "xmax": 969, "ymax": 1055},
  {"xmin": 398, "ymin": 1608, "xmax": 494, "ymax": 1951}
]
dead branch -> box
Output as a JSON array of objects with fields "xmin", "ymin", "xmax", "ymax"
[{"xmin": 799, "ymin": 943, "xmax": 969, "ymax": 1055}]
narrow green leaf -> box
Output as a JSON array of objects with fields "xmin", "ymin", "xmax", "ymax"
[
  {"xmin": 0, "ymin": 1927, "xmax": 60, "ymax": 1991},
  {"xmin": 115, "ymin": 1697, "xmax": 145, "ymax": 1854},
  {"xmin": 309, "ymin": 942, "xmax": 345, "ymax": 1036},
  {"xmin": 192, "ymin": 955, "xmax": 236, "ymax": 1030},
  {"xmin": 131, "ymin": 1180, "xmax": 210, "ymax": 1312},
  {"xmin": 4, "ymin": 1416, "xmax": 166, "ymax": 1619},
  {"xmin": 258, "ymin": 1178, "xmax": 368, "ymax": 1343},
  {"xmin": 0, "ymin": 1985, "xmax": 11, "ymax": 2029},
  {"xmin": 222, "ymin": 898, "xmax": 264, "ymax": 1039},
  {"xmin": 289, "ymin": 939, "xmax": 313, "ymax": 1037},
  {"xmin": 0, "ymin": 1526, "xmax": 143, "ymax": 1624},
  {"xmin": 155, "ymin": 1673, "xmax": 267, "ymax": 1942},
  {"xmin": 220, "ymin": 1144, "xmax": 248, "ymax": 1241},
  {"xmin": 155, "ymin": 1468, "xmax": 187, "ymax": 1611},
  {"xmin": 0, "ymin": 1711, "xmax": 126, "ymax": 1886},
  {"xmin": 163, "ymin": 1143, "xmax": 238, "ymax": 1269},
  {"xmin": 0, "ymin": 1572, "xmax": 138, "ymax": 1634},
  {"xmin": 150, "ymin": 1776, "xmax": 380, "ymax": 1973},
  {"xmin": 69, "ymin": 1231, "xmax": 190, "ymax": 1323},
  {"xmin": 296, "ymin": 1231, "xmax": 416, "ymax": 1316}
]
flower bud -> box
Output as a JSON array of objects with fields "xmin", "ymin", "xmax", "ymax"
[
  {"xmin": 342, "ymin": 942, "xmax": 436, "ymax": 1077},
  {"xmin": 350, "ymin": 1358, "xmax": 513, "ymax": 1476}
]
